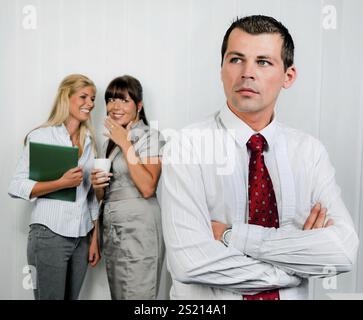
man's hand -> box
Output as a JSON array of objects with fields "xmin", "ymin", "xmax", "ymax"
[
  {"xmin": 212, "ymin": 202, "xmax": 333, "ymax": 240},
  {"xmin": 211, "ymin": 220, "xmax": 229, "ymax": 241},
  {"xmin": 303, "ymin": 203, "xmax": 334, "ymax": 230}
]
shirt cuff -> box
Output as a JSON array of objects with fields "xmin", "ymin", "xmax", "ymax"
[
  {"xmin": 21, "ymin": 180, "xmax": 38, "ymax": 202},
  {"xmin": 230, "ymin": 222, "xmax": 265, "ymax": 257}
]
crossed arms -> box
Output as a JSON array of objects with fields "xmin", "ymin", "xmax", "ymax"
[{"xmin": 160, "ymin": 135, "xmax": 359, "ymax": 294}]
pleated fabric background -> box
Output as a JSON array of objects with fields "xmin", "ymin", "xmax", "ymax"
[{"xmin": 0, "ymin": 0, "xmax": 362, "ymax": 299}]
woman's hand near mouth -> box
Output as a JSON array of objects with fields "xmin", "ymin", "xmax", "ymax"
[{"xmin": 104, "ymin": 117, "xmax": 133, "ymax": 150}]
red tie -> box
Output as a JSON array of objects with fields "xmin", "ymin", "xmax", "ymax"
[{"xmin": 243, "ymin": 133, "xmax": 280, "ymax": 300}]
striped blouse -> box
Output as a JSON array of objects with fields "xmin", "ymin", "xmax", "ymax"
[{"xmin": 8, "ymin": 124, "xmax": 99, "ymax": 237}]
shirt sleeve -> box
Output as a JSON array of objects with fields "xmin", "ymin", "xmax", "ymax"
[
  {"xmin": 230, "ymin": 141, "xmax": 359, "ymax": 278},
  {"xmin": 135, "ymin": 129, "xmax": 165, "ymax": 159},
  {"xmin": 88, "ymin": 141, "xmax": 103, "ymax": 221},
  {"xmin": 87, "ymin": 187, "xmax": 100, "ymax": 221},
  {"xmin": 8, "ymin": 137, "xmax": 37, "ymax": 202},
  {"xmin": 160, "ymin": 133, "xmax": 301, "ymax": 294}
]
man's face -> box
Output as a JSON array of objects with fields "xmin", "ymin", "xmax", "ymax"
[{"xmin": 221, "ymin": 28, "xmax": 296, "ymax": 117}]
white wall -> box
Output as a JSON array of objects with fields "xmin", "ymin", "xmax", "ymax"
[{"xmin": 1, "ymin": 0, "xmax": 362, "ymax": 299}]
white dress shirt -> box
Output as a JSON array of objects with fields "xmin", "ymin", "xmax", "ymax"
[
  {"xmin": 8, "ymin": 124, "xmax": 99, "ymax": 237},
  {"xmin": 160, "ymin": 104, "xmax": 359, "ymax": 300}
]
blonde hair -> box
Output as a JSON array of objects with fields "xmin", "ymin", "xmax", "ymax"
[{"xmin": 25, "ymin": 74, "xmax": 97, "ymax": 156}]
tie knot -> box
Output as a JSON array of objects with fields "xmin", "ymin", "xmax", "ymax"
[{"xmin": 247, "ymin": 134, "xmax": 267, "ymax": 153}]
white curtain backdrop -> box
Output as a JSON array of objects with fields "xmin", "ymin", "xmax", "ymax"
[{"xmin": 0, "ymin": 0, "xmax": 362, "ymax": 299}]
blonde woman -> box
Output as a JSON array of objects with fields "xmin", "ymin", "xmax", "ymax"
[{"xmin": 8, "ymin": 74, "xmax": 100, "ymax": 300}]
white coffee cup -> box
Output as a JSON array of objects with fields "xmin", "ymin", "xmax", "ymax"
[{"xmin": 94, "ymin": 158, "xmax": 111, "ymax": 173}]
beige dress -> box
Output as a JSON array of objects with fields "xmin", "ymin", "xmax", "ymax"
[{"xmin": 101, "ymin": 120, "xmax": 165, "ymax": 300}]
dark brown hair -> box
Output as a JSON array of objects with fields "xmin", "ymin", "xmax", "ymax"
[
  {"xmin": 104, "ymin": 75, "xmax": 148, "ymax": 125},
  {"xmin": 221, "ymin": 15, "xmax": 294, "ymax": 71}
]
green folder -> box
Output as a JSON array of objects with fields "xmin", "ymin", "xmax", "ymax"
[{"xmin": 29, "ymin": 141, "xmax": 79, "ymax": 202}]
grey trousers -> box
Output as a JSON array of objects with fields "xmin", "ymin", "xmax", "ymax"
[
  {"xmin": 102, "ymin": 197, "xmax": 165, "ymax": 300},
  {"xmin": 27, "ymin": 224, "xmax": 89, "ymax": 300}
]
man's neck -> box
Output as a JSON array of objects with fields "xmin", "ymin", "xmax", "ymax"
[{"xmin": 227, "ymin": 104, "xmax": 274, "ymax": 132}]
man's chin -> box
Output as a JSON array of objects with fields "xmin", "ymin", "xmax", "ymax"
[{"xmin": 229, "ymin": 103, "xmax": 261, "ymax": 114}]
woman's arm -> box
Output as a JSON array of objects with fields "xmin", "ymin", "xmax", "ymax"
[
  {"xmin": 120, "ymin": 140, "xmax": 161, "ymax": 199},
  {"xmin": 103, "ymin": 118, "xmax": 162, "ymax": 199},
  {"xmin": 89, "ymin": 219, "xmax": 101, "ymax": 267}
]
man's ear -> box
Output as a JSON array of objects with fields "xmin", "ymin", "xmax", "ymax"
[
  {"xmin": 283, "ymin": 65, "xmax": 297, "ymax": 89},
  {"xmin": 220, "ymin": 57, "xmax": 226, "ymax": 82}
]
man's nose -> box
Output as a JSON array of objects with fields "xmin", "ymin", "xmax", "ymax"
[{"xmin": 241, "ymin": 61, "xmax": 256, "ymax": 80}]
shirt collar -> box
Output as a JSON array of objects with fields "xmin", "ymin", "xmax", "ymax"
[
  {"xmin": 59, "ymin": 123, "xmax": 70, "ymax": 137},
  {"xmin": 131, "ymin": 119, "xmax": 146, "ymax": 130},
  {"xmin": 219, "ymin": 103, "xmax": 277, "ymax": 150},
  {"xmin": 129, "ymin": 119, "xmax": 148, "ymax": 143},
  {"xmin": 56, "ymin": 123, "xmax": 91, "ymax": 149}
]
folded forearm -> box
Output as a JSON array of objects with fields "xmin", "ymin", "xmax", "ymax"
[
  {"xmin": 231, "ymin": 221, "xmax": 358, "ymax": 277},
  {"xmin": 165, "ymin": 238, "xmax": 301, "ymax": 294},
  {"xmin": 30, "ymin": 179, "xmax": 64, "ymax": 198}
]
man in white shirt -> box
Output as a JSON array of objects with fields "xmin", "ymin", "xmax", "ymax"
[{"xmin": 160, "ymin": 15, "xmax": 359, "ymax": 299}]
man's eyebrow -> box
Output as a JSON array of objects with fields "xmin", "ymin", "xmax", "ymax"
[
  {"xmin": 257, "ymin": 55, "xmax": 273, "ymax": 60},
  {"xmin": 225, "ymin": 52, "xmax": 278, "ymax": 63},
  {"xmin": 225, "ymin": 51, "xmax": 245, "ymax": 58},
  {"xmin": 226, "ymin": 52, "xmax": 274, "ymax": 59}
]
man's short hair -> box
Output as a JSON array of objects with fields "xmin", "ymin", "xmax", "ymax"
[{"xmin": 221, "ymin": 15, "xmax": 294, "ymax": 71}]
